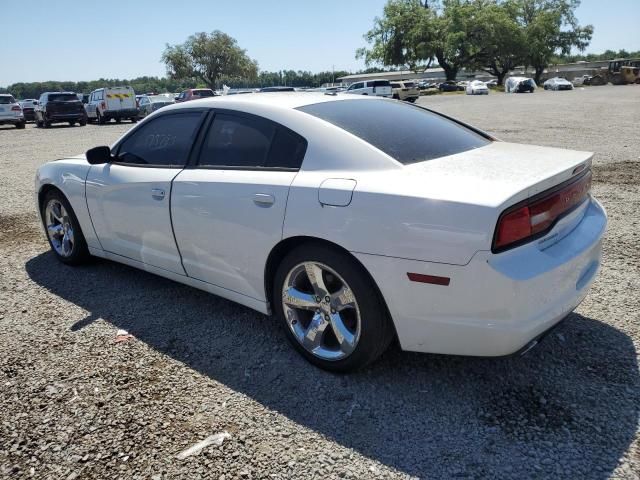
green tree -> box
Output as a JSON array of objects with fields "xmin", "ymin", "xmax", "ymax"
[
  {"xmin": 162, "ymin": 31, "xmax": 258, "ymax": 89},
  {"xmin": 356, "ymin": 0, "xmax": 435, "ymax": 73},
  {"xmin": 470, "ymin": 1, "xmax": 527, "ymax": 85},
  {"xmin": 514, "ymin": 0, "xmax": 593, "ymax": 83}
]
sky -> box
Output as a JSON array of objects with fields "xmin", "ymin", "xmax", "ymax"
[{"xmin": 1, "ymin": 0, "xmax": 638, "ymax": 87}]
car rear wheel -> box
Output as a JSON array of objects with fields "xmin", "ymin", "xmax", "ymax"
[
  {"xmin": 131, "ymin": 117, "xmax": 138, "ymax": 123},
  {"xmin": 68, "ymin": 121, "xmax": 75, "ymax": 127},
  {"xmin": 16, "ymin": 121, "xmax": 25, "ymax": 129},
  {"xmin": 116, "ymin": 118, "xmax": 122, "ymax": 124},
  {"xmin": 41, "ymin": 190, "xmax": 90, "ymax": 265},
  {"xmin": 97, "ymin": 110, "xmax": 106, "ymax": 125},
  {"xmin": 273, "ymin": 244, "xmax": 393, "ymax": 372}
]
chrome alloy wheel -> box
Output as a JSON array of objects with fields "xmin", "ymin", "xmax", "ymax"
[
  {"xmin": 45, "ymin": 199, "xmax": 74, "ymax": 257},
  {"xmin": 282, "ymin": 262, "xmax": 361, "ymax": 361}
]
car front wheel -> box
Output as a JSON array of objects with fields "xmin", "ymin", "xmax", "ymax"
[
  {"xmin": 273, "ymin": 244, "xmax": 393, "ymax": 372},
  {"xmin": 41, "ymin": 190, "xmax": 90, "ymax": 265}
]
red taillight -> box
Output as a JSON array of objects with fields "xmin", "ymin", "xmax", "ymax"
[
  {"xmin": 495, "ymin": 206, "xmax": 531, "ymax": 249},
  {"xmin": 101, "ymin": 101, "xmax": 106, "ymax": 109},
  {"xmin": 11, "ymin": 105, "xmax": 21, "ymax": 111},
  {"xmin": 493, "ymin": 171, "xmax": 592, "ymax": 252}
]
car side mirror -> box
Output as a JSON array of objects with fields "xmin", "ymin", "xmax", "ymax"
[{"xmin": 86, "ymin": 146, "xmax": 112, "ymax": 165}]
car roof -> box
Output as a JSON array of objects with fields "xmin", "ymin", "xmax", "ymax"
[{"xmin": 161, "ymin": 92, "xmax": 380, "ymax": 112}]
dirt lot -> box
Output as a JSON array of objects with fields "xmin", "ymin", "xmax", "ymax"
[{"xmin": 1, "ymin": 85, "xmax": 639, "ymax": 479}]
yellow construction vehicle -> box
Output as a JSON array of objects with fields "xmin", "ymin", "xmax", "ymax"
[{"xmin": 590, "ymin": 59, "xmax": 640, "ymax": 85}]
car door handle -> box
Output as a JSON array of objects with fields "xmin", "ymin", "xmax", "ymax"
[
  {"xmin": 151, "ymin": 188, "xmax": 165, "ymax": 200},
  {"xmin": 253, "ymin": 193, "xmax": 275, "ymax": 207}
]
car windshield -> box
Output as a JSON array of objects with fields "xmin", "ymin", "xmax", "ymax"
[
  {"xmin": 193, "ymin": 90, "xmax": 214, "ymax": 97},
  {"xmin": 298, "ymin": 99, "xmax": 491, "ymax": 165},
  {"xmin": 49, "ymin": 93, "xmax": 78, "ymax": 102},
  {"xmin": 0, "ymin": 96, "xmax": 16, "ymax": 104}
]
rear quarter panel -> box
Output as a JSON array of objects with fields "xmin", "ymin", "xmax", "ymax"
[{"xmin": 284, "ymin": 169, "xmax": 495, "ymax": 266}]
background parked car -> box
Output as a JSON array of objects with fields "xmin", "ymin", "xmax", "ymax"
[
  {"xmin": 438, "ymin": 80, "xmax": 463, "ymax": 92},
  {"xmin": 35, "ymin": 92, "xmax": 86, "ymax": 128},
  {"xmin": 572, "ymin": 75, "xmax": 592, "ymax": 86},
  {"xmin": 505, "ymin": 77, "xmax": 536, "ymax": 93},
  {"xmin": 137, "ymin": 95, "xmax": 175, "ymax": 118},
  {"xmin": 544, "ymin": 77, "xmax": 574, "ymax": 90},
  {"xmin": 485, "ymin": 79, "xmax": 498, "ymax": 88},
  {"xmin": 175, "ymin": 88, "xmax": 217, "ymax": 102},
  {"xmin": 0, "ymin": 94, "xmax": 26, "ymax": 129},
  {"xmin": 390, "ymin": 81, "xmax": 419, "ymax": 102},
  {"xmin": 18, "ymin": 98, "xmax": 38, "ymax": 121},
  {"xmin": 465, "ymin": 80, "xmax": 489, "ymax": 95},
  {"xmin": 85, "ymin": 86, "xmax": 138, "ymax": 124},
  {"xmin": 344, "ymin": 80, "xmax": 392, "ymax": 97}
]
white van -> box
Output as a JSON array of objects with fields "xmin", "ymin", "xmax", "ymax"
[
  {"xmin": 345, "ymin": 80, "xmax": 392, "ymax": 97},
  {"xmin": 85, "ymin": 86, "xmax": 138, "ymax": 124}
]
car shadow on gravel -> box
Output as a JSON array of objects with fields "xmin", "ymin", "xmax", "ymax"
[{"xmin": 25, "ymin": 252, "xmax": 639, "ymax": 478}]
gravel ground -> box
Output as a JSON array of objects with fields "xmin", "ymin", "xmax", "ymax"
[{"xmin": 1, "ymin": 85, "xmax": 639, "ymax": 479}]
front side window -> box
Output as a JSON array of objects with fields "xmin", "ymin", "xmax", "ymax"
[
  {"xmin": 116, "ymin": 112, "xmax": 202, "ymax": 166},
  {"xmin": 198, "ymin": 113, "xmax": 307, "ymax": 169},
  {"xmin": 297, "ymin": 99, "xmax": 491, "ymax": 165}
]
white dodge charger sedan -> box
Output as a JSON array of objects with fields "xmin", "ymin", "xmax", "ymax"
[{"xmin": 35, "ymin": 93, "xmax": 606, "ymax": 372}]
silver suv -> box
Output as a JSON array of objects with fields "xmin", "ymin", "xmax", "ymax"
[{"xmin": 0, "ymin": 94, "xmax": 26, "ymax": 129}]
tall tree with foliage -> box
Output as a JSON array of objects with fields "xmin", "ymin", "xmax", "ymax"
[
  {"xmin": 358, "ymin": 0, "xmax": 499, "ymax": 81},
  {"xmin": 514, "ymin": 0, "xmax": 592, "ymax": 83},
  {"xmin": 356, "ymin": 0, "xmax": 435, "ymax": 73},
  {"xmin": 469, "ymin": 1, "xmax": 527, "ymax": 85},
  {"xmin": 162, "ymin": 31, "xmax": 258, "ymax": 89}
]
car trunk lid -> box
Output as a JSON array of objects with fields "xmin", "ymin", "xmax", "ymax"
[{"xmin": 404, "ymin": 141, "xmax": 593, "ymax": 210}]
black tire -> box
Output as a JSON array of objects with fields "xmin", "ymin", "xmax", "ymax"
[
  {"xmin": 16, "ymin": 121, "xmax": 26, "ymax": 129},
  {"xmin": 272, "ymin": 243, "xmax": 394, "ymax": 372},
  {"xmin": 43, "ymin": 116, "xmax": 51, "ymax": 128},
  {"xmin": 79, "ymin": 117, "xmax": 87, "ymax": 127},
  {"xmin": 131, "ymin": 117, "xmax": 138, "ymax": 123},
  {"xmin": 116, "ymin": 117, "xmax": 122, "ymax": 124},
  {"xmin": 40, "ymin": 189, "xmax": 90, "ymax": 266},
  {"xmin": 97, "ymin": 110, "xmax": 106, "ymax": 125},
  {"xmin": 68, "ymin": 121, "xmax": 75, "ymax": 127},
  {"xmin": 36, "ymin": 119, "xmax": 43, "ymax": 128}
]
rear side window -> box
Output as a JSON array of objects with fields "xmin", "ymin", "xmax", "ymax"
[
  {"xmin": 116, "ymin": 112, "xmax": 202, "ymax": 166},
  {"xmin": 297, "ymin": 99, "xmax": 490, "ymax": 164},
  {"xmin": 198, "ymin": 113, "xmax": 306, "ymax": 169},
  {"xmin": 372, "ymin": 80, "xmax": 390, "ymax": 87},
  {"xmin": 0, "ymin": 96, "xmax": 15, "ymax": 104}
]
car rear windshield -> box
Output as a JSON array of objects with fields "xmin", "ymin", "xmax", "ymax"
[
  {"xmin": 194, "ymin": 90, "xmax": 214, "ymax": 97},
  {"xmin": 297, "ymin": 99, "xmax": 491, "ymax": 165},
  {"xmin": 49, "ymin": 93, "xmax": 78, "ymax": 102},
  {"xmin": 0, "ymin": 96, "xmax": 16, "ymax": 104}
]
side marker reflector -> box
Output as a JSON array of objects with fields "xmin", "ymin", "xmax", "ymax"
[{"xmin": 407, "ymin": 273, "xmax": 450, "ymax": 286}]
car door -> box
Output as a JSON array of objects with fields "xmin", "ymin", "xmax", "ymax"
[
  {"xmin": 85, "ymin": 110, "xmax": 206, "ymax": 274},
  {"xmin": 171, "ymin": 111, "xmax": 307, "ymax": 301}
]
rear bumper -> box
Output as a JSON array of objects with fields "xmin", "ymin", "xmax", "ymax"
[
  {"xmin": 0, "ymin": 115, "xmax": 24, "ymax": 124},
  {"xmin": 46, "ymin": 112, "xmax": 86, "ymax": 122},
  {"xmin": 355, "ymin": 196, "xmax": 607, "ymax": 357},
  {"xmin": 104, "ymin": 108, "xmax": 138, "ymax": 118}
]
